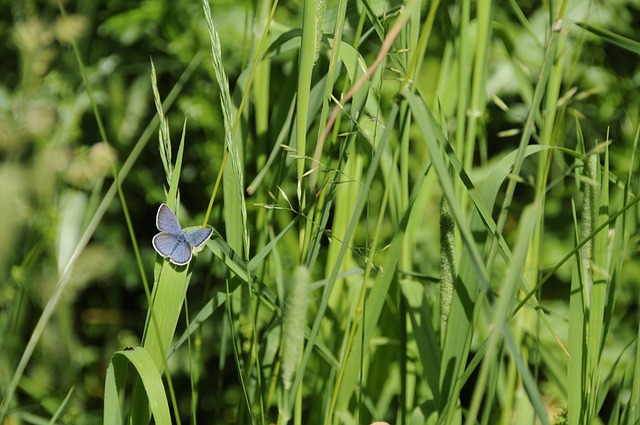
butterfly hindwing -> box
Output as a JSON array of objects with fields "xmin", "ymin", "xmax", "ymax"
[
  {"xmin": 152, "ymin": 232, "xmax": 179, "ymax": 258},
  {"xmin": 170, "ymin": 241, "xmax": 193, "ymax": 266}
]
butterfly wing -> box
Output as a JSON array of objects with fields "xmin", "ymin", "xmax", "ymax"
[
  {"xmin": 170, "ymin": 241, "xmax": 193, "ymax": 266},
  {"xmin": 154, "ymin": 204, "xmax": 209, "ymax": 266},
  {"xmin": 156, "ymin": 203, "xmax": 183, "ymax": 234},
  {"xmin": 152, "ymin": 232, "xmax": 178, "ymax": 258},
  {"xmin": 185, "ymin": 227, "xmax": 213, "ymax": 249}
]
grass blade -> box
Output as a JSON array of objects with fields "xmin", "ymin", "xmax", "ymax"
[
  {"xmin": 576, "ymin": 22, "xmax": 640, "ymax": 55},
  {"xmin": 103, "ymin": 347, "xmax": 171, "ymax": 425}
]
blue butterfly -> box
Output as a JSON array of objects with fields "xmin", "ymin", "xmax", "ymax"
[{"xmin": 152, "ymin": 203, "xmax": 213, "ymax": 266}]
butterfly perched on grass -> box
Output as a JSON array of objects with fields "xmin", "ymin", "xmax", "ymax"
[{"xmin": 152, "ymin": 203, "xmax": 213, "ymax": 266}]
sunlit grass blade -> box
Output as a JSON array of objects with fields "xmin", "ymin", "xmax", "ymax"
[
  {"xmin": 404, "ymin": 89, "xmax": 486, "ymax": 422},
  {"xmin": 588, "ymin": 151, "xmax": 608, "ymax": 418},
  {"xmin": 294, "ymin": 0, "xmax": 317, "ymax": 192}
]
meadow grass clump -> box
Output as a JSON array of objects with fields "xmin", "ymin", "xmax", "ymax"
[{"xmin": 1, "ymin": 1, "xmax": 640, "ymax": 424}]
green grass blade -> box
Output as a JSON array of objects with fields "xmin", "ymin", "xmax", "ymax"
[
  {"xmin": 207, "ymin": 235, "xmax": 278, "ymax": 309},
  {"xmin": 404, "ymin": 89, "xmax": 491, "ymax": 300},
  {"xmin": 142, "ymin": 265, "xmax": 191, "ymax": 371},
  {"xmin": 249, "ymin": 215, "xmax": 300, "ymax": 271},
  {"xmin": 295, "ymin": 0, "xmax": 317, "ymax": 189},
  {"xmin": 130, "ymin": 263, "xmax": 192, "ymax": 424},
  {"xmin": 576, "ymin": 22, "xmax": 640, "ymax": 56},
  {"xmin": 104, "ymin": 347, "xmax": 171, "ymax": 425},
  {"xmin": 588, "ymin": 151, "xmax": 608, "ymax": 419},
  {"xmin": 568, "ymin": 200, "xmax": 585, "ymax": 425},
  {"xmin": 47, "ymin": 387, "xmax": 74, "ymax": 425},
  {"xmin": 630, "ymin": 325, "xmax": 640, "ymax": 423}
]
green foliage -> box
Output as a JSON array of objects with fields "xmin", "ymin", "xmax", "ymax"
[{"xmin": 1, "ymin": 0, "xmax": 640, "ymax": 424}]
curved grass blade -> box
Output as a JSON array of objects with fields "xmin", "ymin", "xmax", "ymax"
[{"xmin": 103, "ymin": 347, "xmax": 171, "ymax": 425}]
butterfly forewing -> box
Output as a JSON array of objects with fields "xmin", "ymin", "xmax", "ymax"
[
  {"xmin": 156, "ymin": 203, "xmax": 183, "ymax": 234},
  {"xmin": 170, "ymin": 241, "xmax": 193, "ymax": 266},
  {"xmin": 185, "ymin": 227, "xmax": 213, "ymax": 248}
]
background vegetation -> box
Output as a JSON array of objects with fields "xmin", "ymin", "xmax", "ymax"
[{"xmin": 1, "ymin": 0, "xmax": 639, "ymax": 424}]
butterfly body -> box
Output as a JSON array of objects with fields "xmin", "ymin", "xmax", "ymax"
[{"xmin": 152, "ymin": 204, "xmax": 213, "ymax": 266}]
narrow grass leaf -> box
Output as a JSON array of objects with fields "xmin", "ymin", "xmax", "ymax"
[
  {"xmin": 576, "ymin": 22, "xmax": 640, "ymax": 56},
  {"xmin": 206, "ymin": 235, "xmax": 278, "ymax": 310},
  {"xmin": 249, "ymin": 215, "xmax": 299, "ymax": 271},
  {"xmin": 169, "ymin": 291, "xmax": 230, "ymax": 357},
  {"xmin": 568, "ymin": 200, "xmax": 586, "ymax": 425},
  {"xmin": 47, "ymin": 387, "xmax": 74, "ymax": 425},
  {"xmin": 629, "ymin": 324, "xmax": 640, "ymax": 423},
  {"xmin": 588, "ymin": 152, "xmax": 608, "ymax": 419},
  {"xmin": 295, "ymin": 0, "xmax": 317, "ymax": 186}
]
